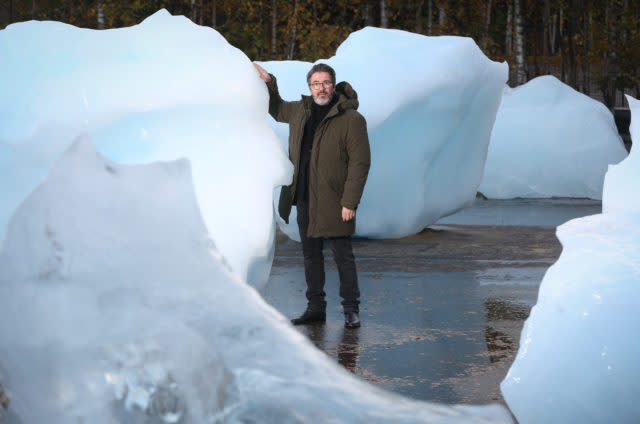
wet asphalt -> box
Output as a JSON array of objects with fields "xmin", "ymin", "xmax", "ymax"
[{"xmin": 259, "ymin": 198, "xmax": 601, "ymax": 408}]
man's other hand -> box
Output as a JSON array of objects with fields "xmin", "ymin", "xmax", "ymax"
[
  {"xmin": 342, "ymin": 207, "xmax": 355, "ymax": 222},
  {"xmin": 252, "ymin": 62, "xmax": 271, "ymax": 82}
]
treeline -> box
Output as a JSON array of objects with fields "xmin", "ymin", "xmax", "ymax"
[{"xmin": 2, "ymin": 1, "xmax": 639, "ymax": 108}]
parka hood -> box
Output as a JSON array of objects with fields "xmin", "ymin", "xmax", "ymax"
[{"xmin": 334, "ymin": 81, "xmax": 359, "ymax": 111}]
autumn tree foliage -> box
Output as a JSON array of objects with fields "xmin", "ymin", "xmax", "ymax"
[{"xmin": 1, "ymin": 0, "xmax": 638, "ymax": 107}]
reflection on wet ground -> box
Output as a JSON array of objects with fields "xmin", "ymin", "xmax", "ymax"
[{"xmin": 260, "ymin": 199, "xmax": 600, "ymax": 407}]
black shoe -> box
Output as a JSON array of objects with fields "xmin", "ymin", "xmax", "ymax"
[
  {"xmin": 344, "ymin": 312, "xmax": 360, "ymax": 328},
  {"xmin": 291, "ymin": 308, "xmax": 326, "ymax": 325}
]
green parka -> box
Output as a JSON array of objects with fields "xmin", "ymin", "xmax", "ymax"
[{"xmin": 267, "ymin": 75, "xmax": 371, "ymax": 238}]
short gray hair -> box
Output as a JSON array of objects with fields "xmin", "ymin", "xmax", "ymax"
[{"xmin": 306, "ymin": 63, "xmax": 336, "ymax": 85}]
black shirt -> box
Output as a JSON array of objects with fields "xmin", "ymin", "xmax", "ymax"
[{"xmin": 296, "ymin": 95, "xmax": 338, "ymax": 204}]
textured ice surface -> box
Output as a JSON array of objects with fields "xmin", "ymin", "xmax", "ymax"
[
  {"xmin": 0, "ymin": 137, "xmax": 242, "ymax": 423},
  {"xmin": 259, "ymin": 27, "xmax": 508, "ymax": 240},
  {"xmin": 0, "ymin": 136, "xmax": 513, "ymax": 423},
  {"xmin": 501, "ymin": 95, "xmax": 640, "ymax": 423},
  {"xmin": 479, "ymin": 76, "xmax": 627, "ymax": 199},
  {"xmin": 0, "ymin": 10, "xmax": 292, "ymax": 288}
]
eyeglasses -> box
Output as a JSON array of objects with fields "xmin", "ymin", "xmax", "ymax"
[{"xmin": 309, "ymin": 81, "xmax": 333, "ymax": 90}]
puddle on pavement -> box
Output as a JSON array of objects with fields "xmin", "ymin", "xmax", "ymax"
[
  {"xmin": 262, "ymin": 199, "xmax": 603, "ymax": 407},
  {"xmin": 261, "ymin": 264, "xmax": 547, "ymax": 406}
]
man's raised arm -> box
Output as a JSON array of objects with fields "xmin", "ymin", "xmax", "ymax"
[{"xmin": 252, "ymin": 62, "xmax": 296, "ymax": 123}]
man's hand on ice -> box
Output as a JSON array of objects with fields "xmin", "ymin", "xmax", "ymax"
[{"xmin": 252, "ymin": 62, "xmax": 271, "ymax": 83}]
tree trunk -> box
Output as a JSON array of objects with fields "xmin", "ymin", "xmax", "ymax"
[
  {"xmin": 621, "ymin": 0, "xmax": 628, "ymax": 42},
  {"xmin": 31, "ymin": 0, "xmax": 37, "ymax": 19},
  {"xmin": 566, "ymin": 0, "xmax": 578, "ymax": 88},
  {"xmin": 603, "ymin": 0, "xmax": 619, "ymax": 108},
  {"xmin": 286, "ymin": 0, "xmax": 299, "ymax": 60},
  {"xmin": 66, "ymin": 0, "xmax": 72, "ymax": 22},
  {"xmin": 438, "ymin": 4, "xmax": 445, "ymax": 26},
  {"xmin": 532, "ymin": 10, "xmax": 539, "ymax": 78},
  {"xmin": 190, "ymin": 0, "xmax": 196, "ymax": 22},
  {"xmin": 542, "ymin": 0, "xmax": 550, "ymax": 57},
  {"xmin": 212, "ymin": 0, "xmax": 217, "ymax": 27},
  {"xmin": 514, "ymin": 0, "xmax": 526, "ymax": 85},
  {"xmin": 97, "ymin": 0, "xmax": 104, "ymax": 29},
  {"xmin": 582, "ymin": 0, "xmax": 591, "ymax": 94},
  {"xmin": 415, "ymin": 0, "xmax": 424, "ymax": 33},
  {"xmin": 550, "ymin": 12, "xmax": 557, "ymax": 55},
  {"xmin": 481, "ymin": 0, "xmax": 492, "ymax": 51},
  {"xmin": 380, "ymin": 0, "xmax": 388, "ymax": 28},
  {"xmin": 505, "ymin": 2, "xmax": 512, "ymax": 58},
  {"xmin": 559, "ymin": 4, "xmax": 566, "ymax": 82},
  {"xmin": 199, "ymin": 0, "xmax": 203, "ymax": 25},
  {"xmin": 363, "ymin": 1, "xmax": 374, "ymax": 27},
  {"xmin": 427, "ymin": 0, "xmax": 432, "ymax": 34}
]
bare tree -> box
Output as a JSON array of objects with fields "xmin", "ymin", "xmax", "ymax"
[
  {"xmin": 212, "ymin": 0, "xmax": 217, "ymax": 27},
  {"xmin": 285, "ymin": 0, "xmax": 299, "ymax": 60},
  {"xmin": 566, "ymin": 0, "xmax": 578, "ymax": 88},
  {"xmin": 438, "ymin": 2, "xmax": 445, "ymax": 26},
  {"xmin": 621, "ymin": 0, "xmax": 628, "ymax": 42},
  {"xmin": 481, "ymin": 0, "xmax": 493, "ymax": 51},
  {"xmin": 582, "ymin": 0, "xmax": 591, "ymax": 94},
  {"xmin": 514, "ymin": 0, "xmax": 526, "ymax": 85},
  {"xmin": 531, "ymin": 3, "xmax": 540, "ymax": 78},
  {"xmin": 415, "ymin": 0, "xmax": 424, "ymax": 33},
  {"xmin": 559, "ymin": 4, "xmax": 567, "ymax": 82},
  {"xmin": 427, "ymin": 0, "xmax": 433, "ymax": 34},
  {"xmin": 97, "ymin": 0, "xmax": 104, "ymax": 29},
  {"xmin": 550, "ymin": 10, "xmax": 557, "ymax": 55},
  {"xmin": 542, "ymin": 0, "xmax": 550, "ymax": 56},
  {"xmin": 380, "ymin": 0, "xmax": 388, "ymax": 28},
  {"xmin": 603, "ymin": 0, "xmax": 620, "ymax": 108},
  {"xmin": 362, "ymin": 1, "xmax": 374, "ymax": 27},
  {"xmin": 505, "ymin": 1, "xmax": 512, "ymax": 57}
]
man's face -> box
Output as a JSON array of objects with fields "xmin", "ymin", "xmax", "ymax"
[{"xmin": 308, "ymin": 71, "xmax": 335, "ymax": 106}]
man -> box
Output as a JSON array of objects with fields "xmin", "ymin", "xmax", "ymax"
[{"xmin": 253, "ymin": 62, "xmax": 370, "ymax": 328}]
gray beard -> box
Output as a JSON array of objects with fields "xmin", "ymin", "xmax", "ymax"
[{"xmin": 313, "ymin": 92, "xmax": 334, "ymax": 106}]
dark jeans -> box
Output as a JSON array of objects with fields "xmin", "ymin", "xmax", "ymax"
[{"xmin": 296, "ymin": 200, "xmax": 360, "ymax": 313}]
